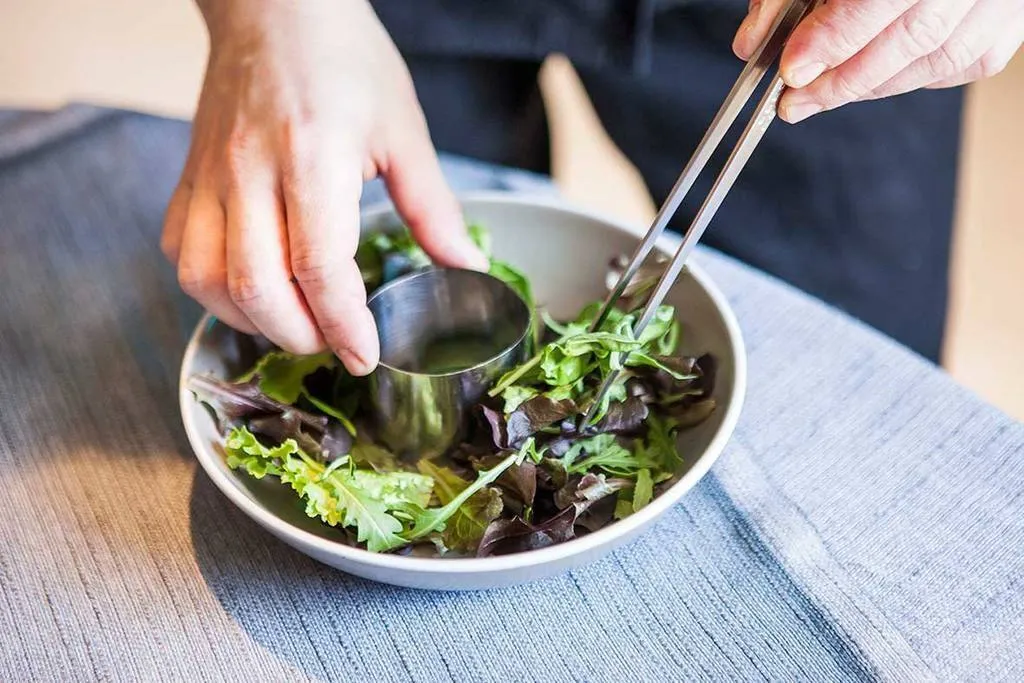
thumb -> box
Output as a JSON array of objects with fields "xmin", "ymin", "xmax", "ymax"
[{"xmin": 381, "ymin": 112, "xmax": 490, "ymax": 271}]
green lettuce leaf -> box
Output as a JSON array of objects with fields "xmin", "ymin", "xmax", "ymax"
[
  {"xmin": 490, "ymin": 260, "xmax": 533, "ymax": 309},
  {"xmin": 225, "ymin": 426, "xmax": 431, "ymax": 552},
  {"xmin": 501, "ymin": 385, "xmax": 539, "ymax": 414},
  {"xmin": 613, "ymin": 489, "xmax": 634, "ymax": 520},
  {"xmin": 350, "ymin": 438, "xmax": 400, "ymax": 473},
  {"xmin": 632, "ymin": 469, "xmax": 653, "ymax": 512},
  {"xmin": 468, "ymin": 222, "xmax": 492, "ymax": 255},
  {"xmin": 237, "ymin": 351, "xmax": 335, "ymax": 404}
]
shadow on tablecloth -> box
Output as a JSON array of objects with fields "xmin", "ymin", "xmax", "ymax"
[{"xmin": 186, "ymin": 466, "xmax": 872, "ymax": 681}]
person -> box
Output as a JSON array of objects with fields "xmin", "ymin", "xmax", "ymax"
[{"xmin": 161, "ymin": 0, "xmax": 1022, "ymax": 375}]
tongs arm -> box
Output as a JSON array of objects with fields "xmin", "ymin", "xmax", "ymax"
[{"xmin": 583, "ymin": 0, "xmax": 819, "ymax": 425}]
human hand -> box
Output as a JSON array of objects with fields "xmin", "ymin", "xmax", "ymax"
[
  {"xmin": 162, "ymin": 0, "xmax": 486, "ymax": 375},
  {"xmin": 733, "ymin": 0, "xmax": 1023, "ymax": 123}
]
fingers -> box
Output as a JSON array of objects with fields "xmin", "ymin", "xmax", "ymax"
[
  {"xmin": 161, "ymin": 181, "xmax": 191, "ymax": 264},
  {"xmin": 224, "ymin": 169, "xmax": 324, "ymax": 355},
  {"xmin": 780, "ymin": 0, "xmax": 919, "ymax": 90},
  {"xmin": 925, "ymin": 30, "xmax": 1020, "ymax": 87},
  {"xmin": 382, "ymin": 108, "xmax": 488, "ymax": 271},
  {"xmin": 779, "ymin": 0, "xmax": 976, "ymax": 122},
  {"xmin": 283, "ymin": 143, "xmax": 380, "ymax": 376},
  {"xmin": 176, "ymin": 189, "xmax": 258, "ymax": 335},
  {"xmin": 870, "ymin": 4, "xmax": 1023, "ymax": 98},
  {"xmin": 733, "ymin": 0, "xmax": 789, "ymax": 60}
]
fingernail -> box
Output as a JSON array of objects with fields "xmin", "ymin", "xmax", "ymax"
[
  {"xmin": 785, "ymin": 61, "xmax": 826, "ymax": 89},
  {"xmin": 459, "ymin": 239, "xmax": 491, "ymax": 272},
  {"xmin": 338, "ymin": 348, "xmax": 374, "ymax": 376},
  {"xmin": 780, "ymin": 97, "xmax": 822, "ymax": 124}
]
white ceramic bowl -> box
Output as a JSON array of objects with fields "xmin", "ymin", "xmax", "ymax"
[{"xmin": 180, "ymin": 192, "xmax": 747, "ymax": 590}]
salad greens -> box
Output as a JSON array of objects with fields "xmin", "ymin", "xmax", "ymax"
[{"xmin": 189, "ymin": 224, "xmax": 717, "ymax": 557}]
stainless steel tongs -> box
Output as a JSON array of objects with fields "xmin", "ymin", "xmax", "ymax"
[{"xmin": 583, "ymin": 0, "xmax": 819, "ymax": 424}]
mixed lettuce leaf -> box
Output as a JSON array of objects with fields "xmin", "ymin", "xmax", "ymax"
[{"xmin": 188, "ymin": 224, "xmax": 717, "ymax": 557}]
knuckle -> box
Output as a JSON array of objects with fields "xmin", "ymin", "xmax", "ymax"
[
  {"xmin": 896, "ymin": 10, "xmax": 954, "ymax": 57},
  {"xmin": 290, "ymin": 248, "xmax": 331, "ymax": 285},
  {"xmin": 931, "ymin": 40, "xmax": 977, "ymax": 79},
  {"xmin": 824, "ymin": 68, "xmax": 866, "ymax": 105},
  {"xmin": 178, "ymin": 263, "xmax": 219, "ymax": 298},
  {"xmin": 227, "ymin": 272, "xmax": 267, "ymax": 308}
]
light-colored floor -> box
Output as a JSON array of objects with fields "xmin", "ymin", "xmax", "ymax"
[{"xmin": 2, "ymin": 0, "xmax": 1021, "ymax": 419}]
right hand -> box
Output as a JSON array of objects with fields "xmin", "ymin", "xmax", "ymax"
[{"xmin": 161, "ymin": 0, "xmax": 488, "ymax": 375}]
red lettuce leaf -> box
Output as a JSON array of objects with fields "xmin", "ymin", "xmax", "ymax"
[
  {"xmin": 477, "ymin": 473, "xmax": 628, "ymax": 557},
  {"xmin": 470, "ymin": 455, "xmax": 538, "ymax": 509},
  {"xmin": 188, "ymin": 375, "xmax": 353, "ymax": 462}
]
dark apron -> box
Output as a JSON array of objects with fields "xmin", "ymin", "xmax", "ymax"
[{"xmin": 372, "ymin": 0, "xmax": 963, "ymax": 363}]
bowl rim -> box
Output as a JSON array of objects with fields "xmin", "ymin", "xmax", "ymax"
[{"xmin": 180, "ymin": 190, "xmax": 747, "ymax": 575}]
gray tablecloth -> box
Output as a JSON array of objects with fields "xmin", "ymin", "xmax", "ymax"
[{"xmin": 1, "ymin": 105, "xmax": 1021, "ymax": 682}]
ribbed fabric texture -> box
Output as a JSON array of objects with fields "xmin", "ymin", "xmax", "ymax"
[{"xmin": 0, "ymin": 105, "xmax": 1021, "ymax": 682}]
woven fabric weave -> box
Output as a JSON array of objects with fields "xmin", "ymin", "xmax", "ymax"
[{"xmin": 0, "ymin": 106, "xmax": 1020, "ymax": 682}]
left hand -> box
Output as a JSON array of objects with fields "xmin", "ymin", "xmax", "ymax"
[{"xmin": 733, "ymin": 0, "xmax": 1024, "ymax": 123}]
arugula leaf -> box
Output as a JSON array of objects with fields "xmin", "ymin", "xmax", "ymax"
[
  {"xmin": 519, "ymin": 437, "xmax": 546, "ymax": 465},
  {"xmin": 305, "ymin": 394, "xmax": 357, "ymax": 437},
  {"xmin": 417, "ymin": 460, "xmax": 503, "ymax": 553},
  {"xmin": 492, "ymin": 303, "xmax": 679, "ymax": 399},
  {"xmin": 641, "ymin": 413, "xmax": 683, "ymax": 473},
  {"xmin": 237, "ymin": 351, "xmax": 335, "ymax": 404},
  {"xmin": 402, "ymin": 451, "xmax": 520, "ymax": 543},
  {"xmin": 562, "ymin": 433, "xmax": 658, "ymax": 477}
]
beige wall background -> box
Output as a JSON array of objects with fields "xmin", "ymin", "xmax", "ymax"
[{"xmin": 2, "ymin": 0, "xmax": 1021, "ymax": 419}]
